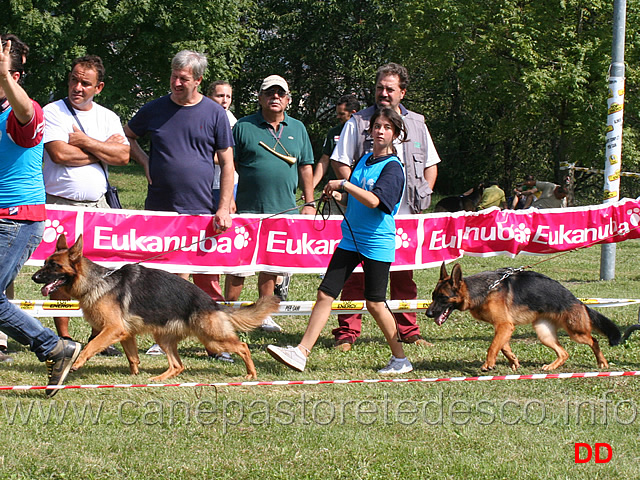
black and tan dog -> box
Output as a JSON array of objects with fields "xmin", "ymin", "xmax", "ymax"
[
  {"xmin": 426, "ymin": 262, "xmax": 621, "ymax": 371},
  {"xmin": 433, "ymin": 184, "xmax": 484, "ymax": 213},
  {"xmin": 32, "ymin": 234, "xmax": 280, "ymax": 381}
]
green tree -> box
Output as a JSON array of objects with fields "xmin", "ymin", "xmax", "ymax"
[
  {"xmin": 234, "ymin": 0, "xmax": 397, "ymax": 145},
  {"xmin": 393, "ymin": 0, "xmax": 640, "ymax": 204},
  {"xmin": 4, "ymin": 0, "xmax": 254, "ymax": 119}
]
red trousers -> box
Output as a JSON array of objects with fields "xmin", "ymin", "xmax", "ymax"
[
  {"xmin": 193, "ymin": 274, "xmax": 224, "ymax": 301},
  {"xmin": 193, "ymin": 274, "xmax": 224, "ymax": 356},
  {"xmin": 331, "ymin": 269, "xmax": 420, "ymax": 343}
]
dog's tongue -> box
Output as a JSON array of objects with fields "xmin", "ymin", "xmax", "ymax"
[
  {"xmin": 435, "ymin": 307, "xmax": 452, "ymax": 326},
  {"xmin": 41, "ymin": 280, "xmax": 63, "ymax": 296}
]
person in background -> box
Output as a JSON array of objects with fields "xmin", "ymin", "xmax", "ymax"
[
  {"xmin": 267, "ymin": 108, "xmax": 413, "ymax": 375},
  {"xmin": 42, "ymin": 55, "xmax": 129, "ymax": 355},
  {"xmin": 330, "ymin": 62, "xmax": 441, "ymax": 351},
  {"xmin": 0, "ymin": 34, "xmax": 81, "ymax": 396},
  {"xmin": 510, "ymin": 174, "xmax": 538, "ymax": 209},
  {"xmin": 312, "ymin": 94, "xmax": 360, "ymax": 188},
  {"xmin": 531, "ymin": 181, "xmax": 568, "ymax": 209},
  {"xmin": 207, "ymin": 80, "xmax": 238, "ymax": 209},
  {"xmin": 205, "ymin": 80, "xmax": 238, "ymax": 363},
  {"xmin": 477, "ymin": 180, "xmax": 506, "ymax": 210},
  {"xmin": 124, "ymin": 50, "xmax": 234, "ymax": 356}
]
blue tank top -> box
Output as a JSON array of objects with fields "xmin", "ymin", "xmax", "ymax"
[
  {"xmin": 0, "ymin": 107, "xmax": 45, "ymax": 207},
  {"xmin": 339, "ymin": 152, "xmax": 403, "ymax": 262}
]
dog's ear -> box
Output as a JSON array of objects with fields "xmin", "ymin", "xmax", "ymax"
[
  {"xmin": 68, "ymin": 234, "xmax": 83, "ymax": 263},
  {"xmin": 451, "ymin": 263, "xmax": 463, "ymax": 286},
  {"xmin": 439, "ymin": 262, "xmax": 448, "ymax": 280},
  {"xmin": 55, "ymin": 234, "xmax": 68, "ymax": 251}
]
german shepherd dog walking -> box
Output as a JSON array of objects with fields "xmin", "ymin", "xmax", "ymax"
[
  {"xmin": 426, "ymin": 263, "xmax": 621, "ymax": 371},
  {"xmin": 32, "ymin": 234, "xmax": 280, "ymax": 381}
]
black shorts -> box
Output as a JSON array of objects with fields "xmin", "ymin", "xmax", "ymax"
[{"xmin": 318, "ymin": 248, "xmax": 391, "ymax": 302}]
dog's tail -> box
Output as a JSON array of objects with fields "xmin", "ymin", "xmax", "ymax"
[
  {"xmin": 587, "ymin": 307, "xmax": 622, "ymax": 346},
  {"xmin": 227, "ymin": 295, "xmax": 281, "ymax": 332}
]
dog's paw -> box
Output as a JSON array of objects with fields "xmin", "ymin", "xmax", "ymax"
[
  {"xmin": 71, "ymin": 359, "xmax": 85, "ymax": 371},
  {"xmin": 244, "ymin": 373, "xmax": 257, "ymax": 381},
  {"xmin": 480, "ymin": 363, "xmax": 496, "ymax": 372}
]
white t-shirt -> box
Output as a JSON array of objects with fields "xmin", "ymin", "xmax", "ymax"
[
  {"xmin": 212, "ymin": 109, "xmax": 239, "ymax": 190},
  {"xmin": 42, "ymin": 99, "xmax": 128, "ymax": 201},
  {"xmin": 330, "ymin": 113, "xmax": 441, "ymax": 214}
]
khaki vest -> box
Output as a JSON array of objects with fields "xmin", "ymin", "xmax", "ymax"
[{"xmin": 352, "ymin": 106, "xmax": 432, "ymax": 213}]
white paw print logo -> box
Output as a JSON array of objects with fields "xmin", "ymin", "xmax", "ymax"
[
  {"xmin": 628, "ymin": 207, "xmax": 640, "ymax": 227},
  {"xmin": 395, "ymin": 228, "xmax": 410, "ymax": 249},
  {"xmin": 42, "ymin": 219, "xmax": 66, "ymax": 243},
  {"xmin": 233, "ymin": 226, "xmax": 250, "ymax": 249},
  {"xmin": 513, "ymin": 222, "xmax": 532, "ymax": 243}
]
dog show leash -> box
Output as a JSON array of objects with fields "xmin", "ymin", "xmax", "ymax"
[
  {"xmin": 122, "ymin": 196, "xmax": 323, "ymax": 268},
  {"xmin": 94, "ymin": 197, "xmax": 320, "ymax": 280}
]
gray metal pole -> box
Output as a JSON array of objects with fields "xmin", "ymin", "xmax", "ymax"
[{"xmin": 600, "ymin": 0, "xmax": 626, "ymax": 280}]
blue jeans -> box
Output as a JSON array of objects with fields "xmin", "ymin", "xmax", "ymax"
[{"xmin": 0, "ymin": 219, "xmax": 58, "ymax": 361}]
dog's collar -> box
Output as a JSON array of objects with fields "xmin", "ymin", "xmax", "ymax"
[
  {"xmin": 488, "ymin": 267, "xmax": 524, "ymax": 290},
  {"xmin": 102, "ymin": 269, "xmax": 118, "ymax": 279}
]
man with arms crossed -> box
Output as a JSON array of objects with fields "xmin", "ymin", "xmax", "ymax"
[{"xmin": 43, "ymin": 55, "xmax": 129, "ymax": 354}]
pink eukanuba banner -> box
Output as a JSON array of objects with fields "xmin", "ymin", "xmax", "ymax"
[{"xmin": 27, "ymin": 199, "xmax": 640, "ymax": 274}]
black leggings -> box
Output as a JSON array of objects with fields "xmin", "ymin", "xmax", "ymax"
[{"xmin": 318, "ymin": 248, "xmax": 391, "ymax": 302}]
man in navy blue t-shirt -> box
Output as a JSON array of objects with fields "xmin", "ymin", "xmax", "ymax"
[{"xmin": 124, "ymin": 50, "xmax": 234, "ymax": 355}]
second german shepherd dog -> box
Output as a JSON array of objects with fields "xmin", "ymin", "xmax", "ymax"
[
  {"xmin": 433, "ymin": 184, "xmax": 484, "ymax": 213},
  {"xmin": 426, "ymin": 263, "xmax": 621, "ymax": 371},
  {"xmin": 32, "ymin": 234, "xmax": 280, "ymax": 381}
]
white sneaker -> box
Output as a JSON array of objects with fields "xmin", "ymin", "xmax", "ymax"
[
  {"xmin": 261, "ymin": 316, "xmax": 283, "ymax": 333},
  {"xmin": 146, "ymin": 344, "xmax": 165, "ymax": 356},
  {"xmin": 267, "ymin": 345, "xmax": 306, "ymax": 372},
  {"xmin": 378, "ymin": 356, "xmax": 413, "ymax": 375}
]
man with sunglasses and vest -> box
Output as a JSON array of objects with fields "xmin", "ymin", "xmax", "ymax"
[{"xmin": 330, "ymin": 63, "xmax": 441, "ymax": 351}]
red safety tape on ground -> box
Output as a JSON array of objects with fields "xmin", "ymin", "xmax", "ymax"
[{"xmin": 2, "ymin": 370, "xmax": 639, "ymax": 392}]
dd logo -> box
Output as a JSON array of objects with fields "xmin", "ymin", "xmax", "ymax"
[{"xmin": 574, "ymin": 443, "xmax": 612, "ymax": 464}]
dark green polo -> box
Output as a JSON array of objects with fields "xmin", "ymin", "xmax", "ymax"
[{"xmin": 234, "ymin": 111, "xmax": 314, "ymax": 214}]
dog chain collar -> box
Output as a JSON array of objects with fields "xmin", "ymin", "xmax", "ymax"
[
  {"xmin": 488, "ymin": 267, "xmax": 525, "ymax": 291},
  {"xmin": 102, "ymin": 269, "xmax": 118, "ymax": 279}
]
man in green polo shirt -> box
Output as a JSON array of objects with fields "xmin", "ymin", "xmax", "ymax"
[{"xmin": 226, "ymin": 75, "xmax": 315, "ymax": 330}]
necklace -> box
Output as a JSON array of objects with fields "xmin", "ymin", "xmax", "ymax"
[{"xmin": 268, "ymin": 124, "xmax": 294, "ymax": 159}]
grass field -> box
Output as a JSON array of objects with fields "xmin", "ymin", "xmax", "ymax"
[{"xmin": 1, "ymin": 163, "xmax": 639, "ymax": 479}]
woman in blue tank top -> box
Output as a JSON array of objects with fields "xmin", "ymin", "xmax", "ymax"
[{"xmin": 268, "ymin": 107, "xmax": 415, "ymax": 375}]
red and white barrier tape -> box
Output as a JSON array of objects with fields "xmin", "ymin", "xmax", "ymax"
[{"xmin": 3, "ymin": 370, "xmax": 639, "ymax": 393}]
